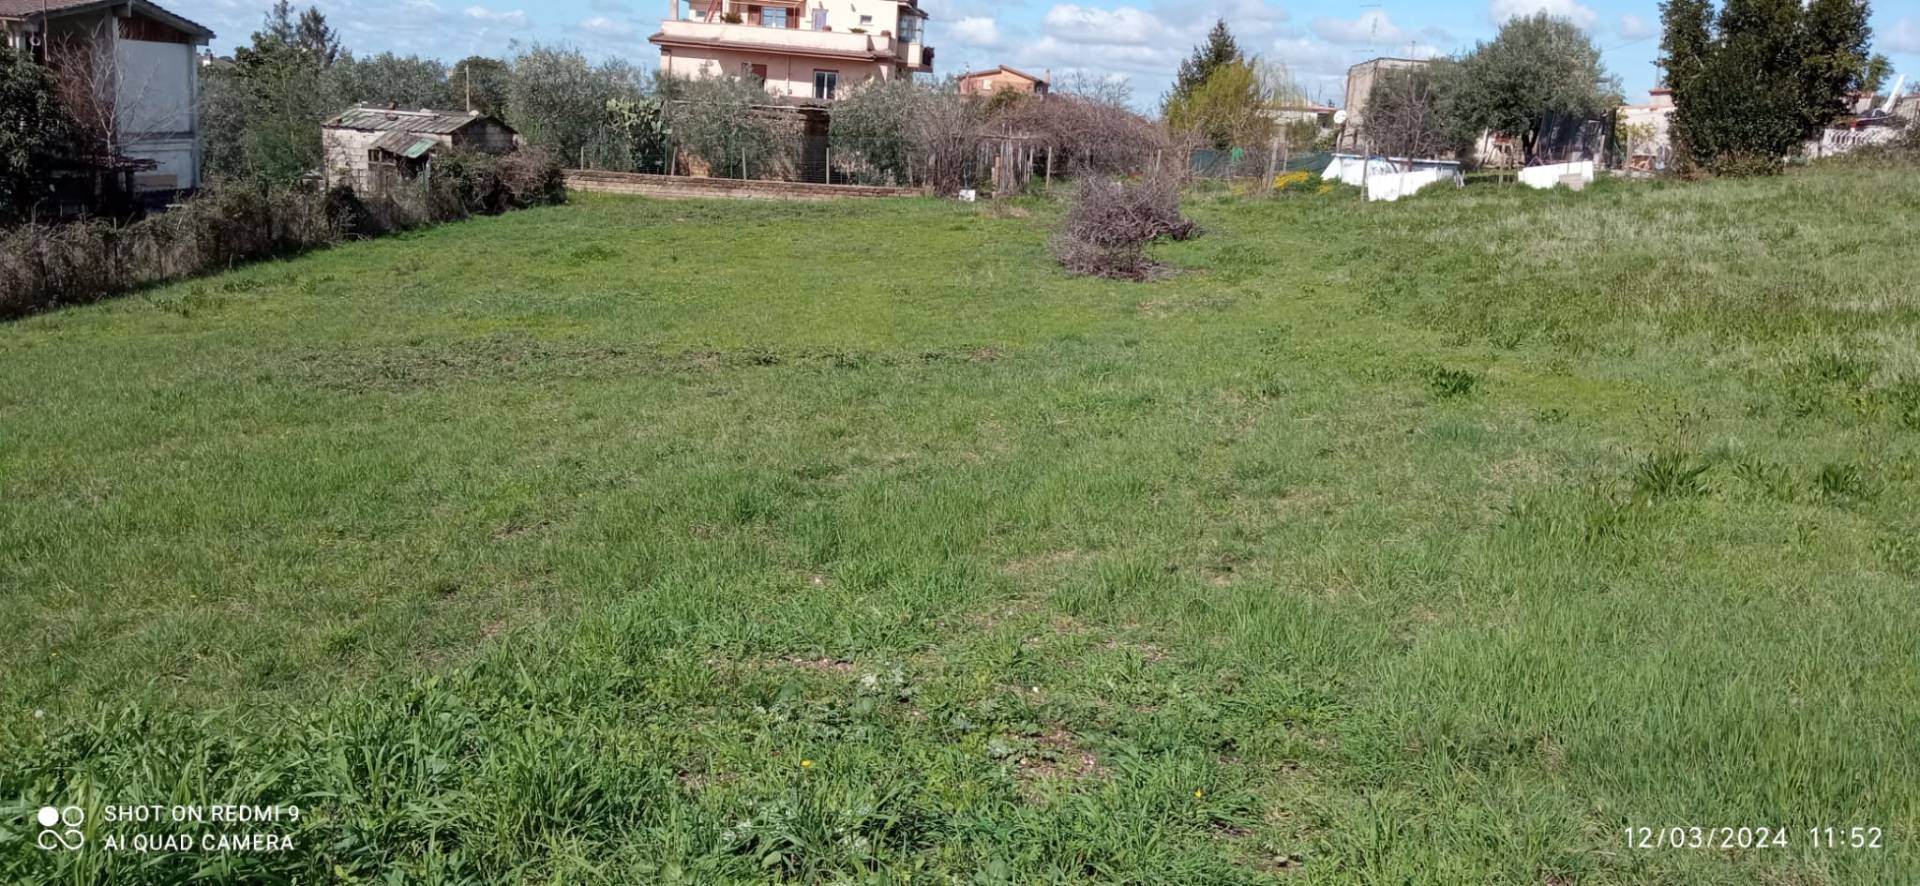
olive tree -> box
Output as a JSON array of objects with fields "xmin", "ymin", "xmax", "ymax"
[{"xmin": 1449, "ymin": 13, "xmax": 1615, "ymax": 164}]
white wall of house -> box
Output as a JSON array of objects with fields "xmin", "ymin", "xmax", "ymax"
[
  {"xmin": 661, "ymin": 0, "xmax": 927, "ymax": 95},
  {"xmin": 115, "ymin": 37, "xmax": 200, "ymax": 191},
  {"xmin": 661, "ymin": 42, "xmax": 897, "ymax": 99}
]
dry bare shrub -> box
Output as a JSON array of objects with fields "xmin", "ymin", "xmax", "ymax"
[
  {"xmin": 1050, "ymin": 175, "xmax": 1197, "ymax": 280},
  {"xmin": 917, "ymin": 89, "xmax": 987, "ymax": 197},
  {"xmin": 998, "ymin": 94, "xmax": 1187, "ymax": 179},
  {"xmin": 499, "ymin": 147, "xmax": 568, "ymax": 206}
]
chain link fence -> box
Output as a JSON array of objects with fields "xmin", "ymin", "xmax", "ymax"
[{"xmin": 1187, "ymin": 145, "xmax": 1335, "ymax": 184}]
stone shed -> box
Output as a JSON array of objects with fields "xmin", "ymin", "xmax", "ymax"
[{"xmin": 322, "ymin": 106, "xmax": 518, "ymax": 193}]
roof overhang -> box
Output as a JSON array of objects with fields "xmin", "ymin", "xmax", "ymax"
[{"xmin": 2, "ymin": 0, "xmax": 215, "ymax": 42}]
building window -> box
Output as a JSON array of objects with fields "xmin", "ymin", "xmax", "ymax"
[
  {"xmin": 811, "ymin": 8, "xmax": 827, "ymax": 29},
  {"xmin": 761, "ymin": 7, "xmax": 787, "ymax": 27},
  {"xmin": 858, "ymin": 14, "xmax": 872, "ymax": 27},
  {"xmin": 813, "ymin": 70, "xmax": 838, "ymax": 100},
  {"xmin": 898, "ymin": 14, "xmax": 921, "ymax": 42}
]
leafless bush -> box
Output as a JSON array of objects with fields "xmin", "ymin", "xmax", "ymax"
[
  {"xmin": 1050, "ymin": 175, "xmax": 1197, "ymax": 280},
  {"xmin": 998, "ymin": 94, "xmax": 1183, "ymax": 178},
  {"xmin": 917, "ymin": 88, "xmax": 986, "ymax": 197},
  {"xmin": 499, "ymin": 147, "xmax": 569, "ymax": 205}
]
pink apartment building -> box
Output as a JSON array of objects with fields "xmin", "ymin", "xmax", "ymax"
[{"xmin": 650, "ymin": 0, "xmax": 933, "ymax": 101}]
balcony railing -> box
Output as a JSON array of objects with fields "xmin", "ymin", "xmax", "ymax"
[{"xmin": 657, "ymin": 19, "xmax": 898, "ymax": 59}]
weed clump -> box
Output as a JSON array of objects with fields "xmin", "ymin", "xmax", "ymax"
[
  {"xmin": 1423, "ymin": 367, "xmax": 1482, "ymax": 399},
  {"xmin": 1051, "ymin": 176, "xmax": 1197, "ymax": 281}
]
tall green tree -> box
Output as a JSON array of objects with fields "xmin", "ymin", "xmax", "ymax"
[
  {"xmin": 1166, "ymin": 19, "xmax": 1242, "ymax": 109},
  {"xmin": 451, "ymin": 56, "xmax": 513, "ymax": 116},
  {"xmin": 327, "ymin": 53, "xmax": 456, "ymax": 110},
  {"xmin": 1450, "ymin": 13, "xmax": 1615, "ymax": 163},
  {"xmin": 201, "ymin": 3, "xmax": 339, "ymax": 182},
  {"xmin": 295, "ymin": 5, "xmax": 343, "ymax": 66},
  {"xmin": 1165, "ymin": 60, "xmax": 1273, "ymax": 149},
  {"xmin": 0, "ymin": 50, "xmax": 74, "ymax": 223},
  {"xmin": 1661, "ymin": 0, "xmax": 1884, "ymax": 173},
  {"xmin": 506, "ymin": 45, "xmax": 645, "ymax": 164}
]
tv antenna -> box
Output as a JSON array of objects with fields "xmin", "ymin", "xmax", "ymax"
[{"xmin": 1359, "ymin": 3, "xmax": 1381, "ymax": 57}]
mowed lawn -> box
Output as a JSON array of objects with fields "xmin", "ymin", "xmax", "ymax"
[{"xmin": 3, "ymin": 165, "xmax": 1917, "ymax": 883}]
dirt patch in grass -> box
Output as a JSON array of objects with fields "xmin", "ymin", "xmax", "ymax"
[
  {"xmin": 287, "ymin": 333, "xmax": 644, "ymax": 393},
  {"xmin": 288, "ymin": 338, "xmax": 1013, "ymax": 394},
  {"xmin": 773, "ymin": 656, "xmax": 857, "ymax": 673},
  {"xmin": 490, "ymin": 518, "xmax": 551, "ymax": 542},
  {"xmin": 1001, "ymin": 549, "xmax": 1084, "ymax": 578},
  {"xmin": 1010, "ymin": 726, "xmax": 1109, "ymax": 791}
]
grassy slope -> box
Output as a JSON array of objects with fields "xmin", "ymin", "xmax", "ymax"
[{"xmin": 2, "ymin": 166, "xmax": 1917, "ymax": 882}]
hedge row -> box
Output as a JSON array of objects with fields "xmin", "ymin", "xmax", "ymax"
[{"xmin": 1, "ymin": 149, "xmax": 566, "ymax": 320}]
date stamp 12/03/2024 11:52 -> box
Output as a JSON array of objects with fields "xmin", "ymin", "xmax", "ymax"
[{"xmin": 1624, "ymin": 826, "xmax": 1885, "ymax": 851}]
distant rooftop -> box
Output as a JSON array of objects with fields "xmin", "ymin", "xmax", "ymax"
[{"xmin": 323, "ymin": 106, "xmax": 511, "ymax": 136}]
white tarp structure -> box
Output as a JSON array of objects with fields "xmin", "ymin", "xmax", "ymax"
[
  {"xmin": 1323, "ymin": 154, "xmax": 1464, "ymax": 202},
  {"xmin": 1324, "ymin": 154, "xmax": 1399, "ymax": 186},
  {"xmin": 1517, "ymin": 161, "xmax": 1594, "ymax": 190},
  {"xmin": 1366, "ymin": 169, "xmax": 1457, "ymax": 202}
]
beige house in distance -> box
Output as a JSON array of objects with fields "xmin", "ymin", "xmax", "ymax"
[
  {"xmin": 957, "ymin": 65, "xmax": 1048, "ymax": 97},
  {"xmin": 1336, "ymin": 56, "xmax": 1429, "ymax": 151},
  {"xmin": 651, "ymin": 0, "xmax": 932, "ymax": 101}
]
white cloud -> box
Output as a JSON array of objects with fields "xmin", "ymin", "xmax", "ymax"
[
  {"xmin": 1153, "ymin": 0, "xmax": 1289, "ymax": 41},
  {"xmin": 1490, "ymin": 0, "xmax": 1598, "ymax": 30},
  {"xmin": 1042, "ymin": 4, "xmax": 1169, "ymax": 46},
  {"xmin": 1617, "ymin": 13, "xmax": 1653, "ymax": 39},
  {"xmin": 1264, "ymin": 35, "xmax": 1360, "ymax": 99},
  {"xmin": 1311, "ymin": 11, "xmax": 1409, "ymax": 47},
  {"xmin": 1021, "ymin": 33, "xmax": 1184, "ymax": 74},
  {"xmin": 578, "ymin": 15, "xmax": 635, "ymax": 38},
  {"xmin": 950, "ymin": 16, "xmax": 1003, "ymax": 47},
  {"xmin": 1886, "ymin": 18, "xmax": 1920, "ymax": 54},
  {"xmin": 462, "ymin": 6, "xmax": 528, "ymax": 28},
  {"xmin": 1013, "ymin": 2, "xmax": 1202, "ymax": 81}
]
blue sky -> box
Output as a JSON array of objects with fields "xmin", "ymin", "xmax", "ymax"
[{"xmin": 178, "ymin": 0, "xmax": 1920, "ymax": 109}]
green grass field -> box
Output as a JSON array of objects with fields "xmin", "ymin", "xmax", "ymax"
[{"xmin": 3, "ymin": 164, "xmax": 1917, "ymax": 883}]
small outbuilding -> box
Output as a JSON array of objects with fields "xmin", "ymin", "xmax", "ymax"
[{"xmin": 322, "ymin": 106, "xmax": 518, "ymax": 193}]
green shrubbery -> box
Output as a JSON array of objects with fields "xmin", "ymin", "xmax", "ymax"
[{"xmin": 1659, "ymin": 0, "xmax": 1885, "ymax": 174}]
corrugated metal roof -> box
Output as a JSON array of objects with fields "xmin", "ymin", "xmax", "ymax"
[
  {"xmin": 323, "ymin": 106, "xmax": 507, "ymax": 136},
  {"xmin": 370, "ymin": 130, "xmax": 442, "ymax": 158},
  {"xmin": 0, "ymin": 0, "xmax": 214, "ymax": 39}
]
